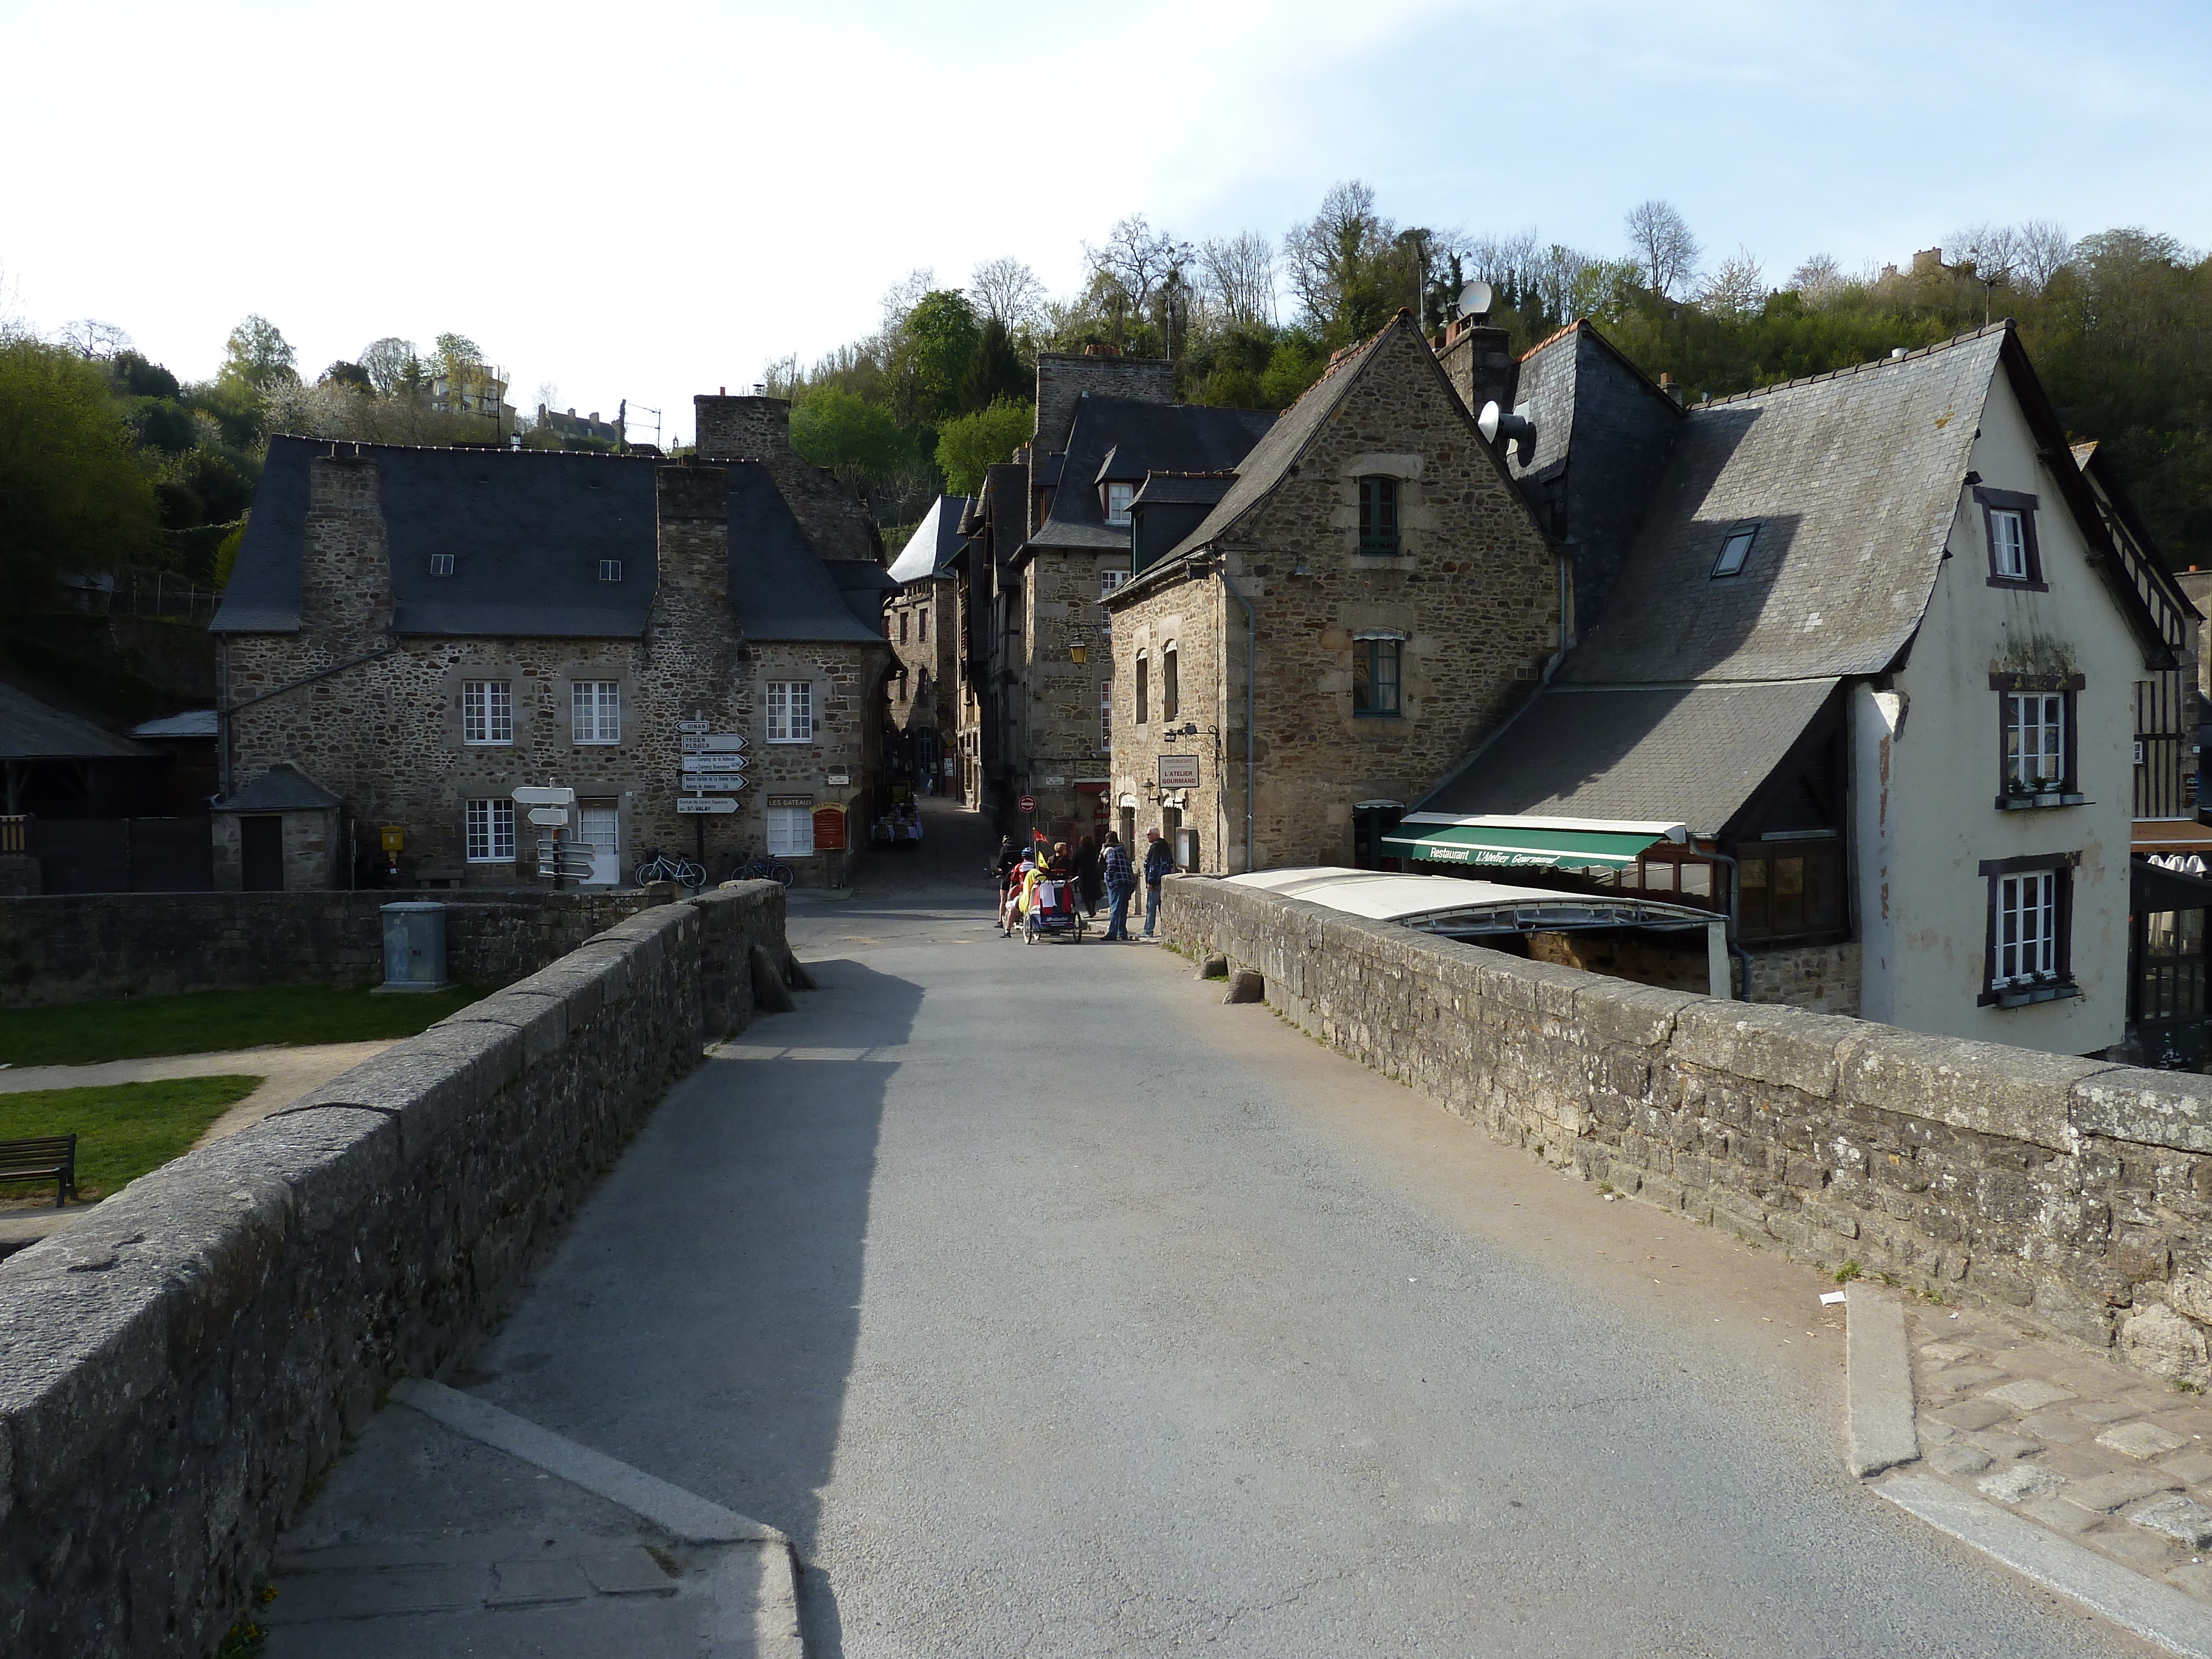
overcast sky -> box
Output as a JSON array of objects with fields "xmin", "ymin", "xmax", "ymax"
[{"xmin": 4, "ymin": 0, "xmax": 2206, "ymax": 446}]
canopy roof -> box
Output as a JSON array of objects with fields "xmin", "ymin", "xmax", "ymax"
[
  {"xmin": 1380, "ymin": 815, "xmax": 1688, "ymax": 872},
  {"xmin": 1222, "ymin": 867, "xmax": 1718, "ymax": 936}
]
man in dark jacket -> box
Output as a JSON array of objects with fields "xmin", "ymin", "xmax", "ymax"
[
  {"xmin": 1100, "ymin": 832, "xmax": 1136, "ymax": 940},
  {"xmin": 1141, "ymin": 829, "xmax": 1172, "ymax": 940}
]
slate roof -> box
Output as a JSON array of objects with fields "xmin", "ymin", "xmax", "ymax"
[
  {"xmin": 1556, "ymin": 326, "xmax": 2011, "ymax": 684},
  {"xmin": 214, "ymin": 436, "xmax": 887, "ymax": 646},
  {"xmin": 215, "ymin": 763, "xmax": 342, "ymax": 813},
  {"xmin": 131, "ymin": 710, "xmax": 218, "ymax": 739},
  {"xmin": 1130, "ymin": 473, "xmax": 1234, "ymax": 507},
  {"xmin": 0, "ymin": 682, "xmax": 152, "ymax": 760},
  {"xmin": 1416, "ymin": 680, "xmax": 1839, "ymax": 836},
  {"xmin": 888, "ymin": 494, "xmax": 972, "ymax": 584},
  {"xmin": 1025, "ymin": 396, "xmax": 1275, "ymax": 555},
  {"xmin": 728, "ymin": 463, "xmax": 886, "ymax": 643}
]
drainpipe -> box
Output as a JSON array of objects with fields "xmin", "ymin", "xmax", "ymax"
[
  {"xmin": 1213, "ymin": 557, "xmax": 1257, "ymax": 874},
  {"xmin": 1703, "ymin": 847, "xmax": 1754, "ymax": 1000}
]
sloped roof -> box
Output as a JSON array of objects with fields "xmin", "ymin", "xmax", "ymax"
[
  {"xmin": 729, "ymin": 463, "xmax": 885, "ymax": 643},
  {"xmin": 1556, "ymin": 326, "xmax": 2010, "ymax": 684},
  {"xmin": 1131, "ymin": 473, "xmax": 1234, "ymax": 507},
  {"xmin": 0, "ymin": 682, "xmax": 152, "ymax": 760},
  {"xmin": 1415, "ymin": 680, "xmax": 1839, "ymax": 837},
  {"xmin": 131, "ymin": 709, "xmax": 218, "ymax": 739},
  {"xmin": 888, "ymin": 494, "xmax": 971, "ymax": 584},
  {"xmin": 213, "ymin": 436, "xmax": 885, "ymax": 646},
  {"xmin": 216, "ymin": 763, "xmax": 342, "ymax": 812},
  {"xmin": 1026, "ymin": 397, "xmax": 1275, "ymax": 554}
]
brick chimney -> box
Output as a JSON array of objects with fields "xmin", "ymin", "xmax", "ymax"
[
  {"xmin": 693, "ymin": 393, "xmax": 791, "ymax": 460},
  {"xmin": 1032, "ymin": 352, "xmax": 1173, "ymax": 457}
]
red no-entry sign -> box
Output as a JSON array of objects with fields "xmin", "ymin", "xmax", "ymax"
[{"xmin": 1019, "ymin": 793, "xmax": 1036, "ymax": 813}]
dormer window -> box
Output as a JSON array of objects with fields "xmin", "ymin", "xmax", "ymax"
[
  {"xmin": 598, "ymin": 560, "xmax": 623, "ymax": 582},
  {"xmin": 1104, "ymin": 482, "xmax": 1134, "ymax": 526},
  {"xmin": 430, "ymin": 554, "xmax": 456, "ymax": 577},
  {"xmin": 1711, "ymin": 522, "xmax": 1758, "ymax": 578}
]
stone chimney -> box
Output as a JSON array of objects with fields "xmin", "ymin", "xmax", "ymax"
[
  {"xmin": 693, "ymin": 393, "xmax": 791, "ymax": 460},
  {"xmin": 1434, "ymin": 315, "xmax": 1515, "ymax": 420},
  {"xmin": 299, "ymin": 448, "xmax": 393, "ymax": 641},
  {"xmin": 1032, "ymin": 352, "xmax": 1173, "ymax": 457}
]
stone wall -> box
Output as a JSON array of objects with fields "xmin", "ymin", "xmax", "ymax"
[
  {"xmin": 0, "ymin": 881, "xmax": 790, "ymax": 1658},
  {"xmin": 1165, "ymin": 876, "xmax": 2212, "ymax": 1383},
  {"xmin": 0, "ymin": 888, "xmax": 662, "ymax": 1009},
  {"xmin": 1109, "ymin": 317, "xmax": 1559, "ymax": 873},
  {"xmin": 1744, "ymin": 941, "xmax": 1862, "ymax": 1016}
]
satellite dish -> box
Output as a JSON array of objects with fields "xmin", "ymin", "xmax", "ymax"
[
  {"xmin": 1458, "ymin": 280, "xmax": 1494, "ymax": 321},
  {"xmin": 1478, "ymin": 400, "xmax": 1537, "ymax": 462}
]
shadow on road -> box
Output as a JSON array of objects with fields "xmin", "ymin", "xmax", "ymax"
[{"xmin": 467, "ymin": 957, "xmax": 923, "ymax": 1659}]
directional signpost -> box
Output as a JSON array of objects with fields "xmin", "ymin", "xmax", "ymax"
[
  {"xmin": 679, "ymin": 718, "xmax": 752, "ymax": 858},
  {"xmin": 513, "ymin": 786, "xmax": 584, "ymax": 887},
  {"xmin": 677, "ymin": 797, "xmax": 738, "ymax": 814}
]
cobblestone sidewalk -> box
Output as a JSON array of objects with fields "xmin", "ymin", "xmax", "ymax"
[{"xmin": 1907, "ymin": 1298, "xmax": 2212, "ymax": 1601}]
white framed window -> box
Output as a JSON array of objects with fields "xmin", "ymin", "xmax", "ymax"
[
  {"xmin": 768, "ymin": 805, "xmax": 816, "ymax": 857},
  {"xmin": 2005, "ymin": 692, "xmax": 2067, "ymax": 790},
  {"xmin": 1104, "ymin": 482, "xmax": 1134, "ymax": 526},
  {"xmin": 1993, "ymin": 869, "xmax": 2059, "ymax": 987},
  {"xmin": 598, "ymin": 559, "xmax": 623, "ymax": 583},
  {"xmin": 766, "ymin": 680, "xmax": 814, "ymax": 743},
  {"xmin": 1100, "ymin": 568, "xmax": 1130, "ymax": 602},
  {"xmin": 1990, "ymin": 509, "xmax": 2028, "ymax": 580},
  {"xmin": 461, "ymin": 679, "xmax": 512, "ymax": 746},
  {"xmin": 572, "ymin": 680, "xmax": 620, "ymax": 744},
  {"xmin": 465, "ymin": 798, "xmax": 516, "ymax": 863}
]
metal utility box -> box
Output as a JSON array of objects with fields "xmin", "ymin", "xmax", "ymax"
[{"xmin": 379, "ymin": 901, "xmax": 450, "ymax": 992}]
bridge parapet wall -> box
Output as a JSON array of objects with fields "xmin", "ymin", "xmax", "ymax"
[
  {"xmin": 0, "ymin": 881, "xmax": 786, "ymax": 1658},
  {"xmin": 1163, "ymin": 875, "xmax": 2212, "ymax": 1378}
]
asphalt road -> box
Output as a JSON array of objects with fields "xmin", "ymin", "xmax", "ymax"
[{"xmin": 465, "ymin": 818, "xmax": 2161, "ymax": 1657}]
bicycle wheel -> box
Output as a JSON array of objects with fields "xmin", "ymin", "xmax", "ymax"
[
  {"xmin": 768, "ymin": 862, "xmax": 794, "ymax": 889},
  {"xmin": 677, "ymin": 859, "xmax": 707, "ymax": 889},
  {"xmin": 633, "ymin": 860, "xmax": 661, "ymax": 886}
]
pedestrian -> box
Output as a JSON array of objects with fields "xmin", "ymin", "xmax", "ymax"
[
  {"xmin": 1100, "ymin": 831, "xmax": 1135, "ymax": 940},
  {"xmin": 1141, "ymin": 828, "xmax": 1172, "ymax": 939},
  {"xmin": 1074, "ymin": 833, "xmax": 1102, "ymax": 917},
  {"xmin": 992, "ymin": 838, "xmax": 1019, "ymax": 933}
]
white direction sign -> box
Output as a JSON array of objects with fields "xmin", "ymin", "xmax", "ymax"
[
  {"xmin": 525, "ymin": 806, "xmax": 573, "ymax": 827},
  {"xmin": 677, "ymin": 797, "xmax": 739, "ymax": 815},
  {"xmin": 512, "ymin": 786, "xmax": 576, "ymax": 806},
  {"xmin": 686, "ymin": 776, "xmax": 747, "ymax": 793},
  {"xmin": 701, "ymin": 732, "xmax": 747, "ymax": 752},
  {"xmin": 681, "ymin": 754, "xmax": 748, "ymax": 773},
  {"xmin": 676, "ymin": 719, "xmax": 711, "ymax": 734}
]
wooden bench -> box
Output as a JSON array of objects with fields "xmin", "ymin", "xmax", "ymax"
[{"xmin": 0, "ymin": 1134, "xmax": 78, "ymax": 1207}]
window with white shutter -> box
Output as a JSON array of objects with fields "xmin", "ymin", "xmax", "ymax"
[
  {"xmin": 766, "ymin": 681, "xmax": 814, "ymax": 744},
  {"xmin": 461, "ymin": 680, "xmax": 512, "ymax": 746},
  {"xmin": 465, "ymin": 799, "xmax": 516, "ymax": 862}
]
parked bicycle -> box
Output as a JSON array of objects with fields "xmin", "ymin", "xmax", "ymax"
[
  {"xmin": 633, "ymin": 848, "xmax": 708, "ymax": 890},
  {"xmin": 728, "ymin": 849, "xmax": 795, "ymax": 889}
]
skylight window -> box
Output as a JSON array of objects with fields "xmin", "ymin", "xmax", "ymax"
[
  {"xmin": 598, "ymin": 560, "xmax": 623, "ymax": 582},
  {"xmin": 430, "ymin": 554, "xmax": 456, "ymax": 576},
  {"xmin": 1711, "ymin": 523, "xmax": 1759, "ymax": 578}
]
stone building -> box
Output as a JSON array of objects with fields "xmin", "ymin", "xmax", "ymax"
[
  {"xmin": 884, "ymin": 495, "xmax": 966, "ymax": 794},
  {"xmin": 953, "ymin": 348, "xmax": 1275, "ymax": 844},
  {"xmin": 1102, "ymin": 311, "xmax": 1562, "ymax": 873},
  {"xmin": 211, "ymin": 405, "xmax": 889, "ymax": 891},
  {"xmin": 1397, "ymin": 321, "xmax": 2174, "ymax": 1052}
]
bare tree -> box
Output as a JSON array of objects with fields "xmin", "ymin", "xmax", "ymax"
[
  {"xmin": 1698, "ymin": 246, "xmax": 1767, "ymax": 316},
  {"xmin": 2016, "ymin": 221, "xmax": 2074, "ymax": 290},
  {"xmin": 1198, "ymin": 232, "xmax": 1277, "ymax": 328},
  {"xmin": 970, "ymin": 255, "xmax": 1045, "ymax": 328},
  {"xmin": 879, "ymin": 269, "xmax": 935, "ymax": 333},
  {"xmin": 1948, "ymin": 222, "xmax": 2023, "ymax": 283},
  {"xmin": 56, "ymin": 318, "xmax": 133, "ymax": 359},
  {"xmin": 1084, "ymin": 215, "xmax": 1189, "ymax": 319},
  {"xmin": 1283, "ymin": 180, "xmax": 1394, "ymax": 325},
  {"xmin": 359, "ymin": 337, "xmax": 421, "ymax": 396},
  {"xmin": 1624, "ymin": 199, "xmax": 1700, "ymax": 298}
]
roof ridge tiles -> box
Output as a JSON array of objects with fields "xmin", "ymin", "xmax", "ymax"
[{"xmin": 1694, "ymin": 319, "xmax": 2015, "ymax": 410}]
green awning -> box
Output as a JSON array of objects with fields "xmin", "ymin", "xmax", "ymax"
[{"xmin": 1380, "ymin": 816, "xmax": 1684, "ymax": 870}]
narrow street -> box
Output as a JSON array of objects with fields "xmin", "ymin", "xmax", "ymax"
[{"xmin": 459, "ymin": 800, "xmax": 2156, "ymax": 1656}]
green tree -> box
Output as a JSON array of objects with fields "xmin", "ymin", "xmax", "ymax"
[
  {"xmin": 0, "ymin": 340, "xmax": 158, "ymax": 603},
  {"xmin": 896, "ymin": 290, "xmax": 983, "ymax": 425},
  {"xmin": 220, "ymin": 315, "xmax": 297, "ymax": 392},
  {"xmin": 935, "ymin": 399, "xmax": 1034, "ymax": 495},
  {"xmin": 790, "ymin": 385, "xmax": 913, "ymax": 483}
]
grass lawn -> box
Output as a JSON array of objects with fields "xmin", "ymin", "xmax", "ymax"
[
  {"xmin": 0, "ymin": 1075, "xmax": 262, "ymax": 1201},
  {"xmin": 0, "ymin": 984, "xmax": 485, "ymax": 1068}
]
